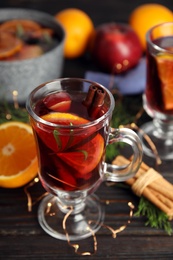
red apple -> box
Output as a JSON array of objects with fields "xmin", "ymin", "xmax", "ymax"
[
  {"xmin": 90, "ymin": 23, "xmax": 143, "ymax": 73},
  {"xmin": 43, "ymin": 92, "xmax": 71, "ymax": 112}
]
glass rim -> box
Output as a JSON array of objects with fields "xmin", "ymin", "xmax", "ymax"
[
  {"xmin": 26, "ymin": 77, "xmax": 115, "ymax": 129},
  {"xmin": 146, "ymin": 21, "xmax": 173, "ymax": 54}
]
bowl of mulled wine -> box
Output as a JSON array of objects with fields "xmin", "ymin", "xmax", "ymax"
[{"xmin": 0, "ymin": 8, "xmax": 65, "ymax": 103}]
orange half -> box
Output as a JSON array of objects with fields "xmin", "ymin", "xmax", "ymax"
[{"xmin": 0, "ymin": 121, "xmax": 38, "ymax": 188}]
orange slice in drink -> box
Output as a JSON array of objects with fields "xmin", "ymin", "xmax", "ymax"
[
  {"xmin": 39, "ymin": 112, "xmax": 91, "ymax": 152},
  {"xmin": 43, "ymin": 92, "xmax": 72, "ymax": 112},
  {"xmin": 0, "ymin": 19, "xmax": 41, "ymax": 34},
  {"xmin": 41, "ymin": 112, "xmax": 88, "ymax": 125},
  {"xmin": 41, "ymin": 112, "xmax": 104, "ymax": 175},
  {"xmin": 0, "ymin": 32, "xmax": 23, "ymax": 59},
  {"xmin": 58, "ymin": 133, "xmax": 104, "ymax": 175},
  {"xmin": 0, "ymin": 122, "xmax": 38, "ymax": 188},
  {"xmin": 156, "ymin": 53, "xmax": 173, "ymax": 110},
  {"xmin": 5, "ymin": 44, "xmax": 43, "ymax": 61}
]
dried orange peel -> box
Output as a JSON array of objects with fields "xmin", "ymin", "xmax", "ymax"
[{"xmin": 0, "ymin": 121, "xmax": 38, "ymax": 188}]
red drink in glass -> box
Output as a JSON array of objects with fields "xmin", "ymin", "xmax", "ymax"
[
  {"xmin": 140, "ymin": 22, "xmax": 173, "ymax": 160},
  {"xmin": 30, "ymin": 90, "xmax": 108, "ymax": 193},
  {"xmin": 146, "ymin": 36, "xmax": 173, "ymax": 114},
  {"xmin": 26, "ymin": 78, "xmax": 142, "ymax": 241}
]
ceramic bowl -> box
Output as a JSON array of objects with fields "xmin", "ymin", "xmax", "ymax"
[{"xmin": 0, "ymin": 8, "xmax": 65, "ymax": 103}]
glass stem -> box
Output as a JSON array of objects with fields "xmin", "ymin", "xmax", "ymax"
[
  {"xmin": 153, "ymin": 118, "xmax": 173, "ymax": 139},
  {"xmin": 57, "ymin": 198, "xmax": 86, "ymax": 215}
]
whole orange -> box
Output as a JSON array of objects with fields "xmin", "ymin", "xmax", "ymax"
[
  {"xmin": 55, "ymin": 8, "xmax": 94, "ymax": 58},
  {"xmin": 129, "ymin": 4, "xmax": 173, "ymax": 50}
]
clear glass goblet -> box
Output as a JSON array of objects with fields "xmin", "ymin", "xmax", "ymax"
[
  {"xmin": 141, "ymin": 22, "xmax": 173, "ymax": 160},
  {"xmin": 26, "ymin": 78, "xmax": 142, "ymax": 241}
]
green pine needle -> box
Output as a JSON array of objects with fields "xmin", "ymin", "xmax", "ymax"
[
  {"xmin": 106, "ymin": 95, "xmax": 135, "ymax": 163},
  {"xmin": 0, "ymin": 102, "xmax": 29, "ymax": 124},
  {"xmin": 135, "ymin": 196, "xmax": 173, "ymax": 236}
]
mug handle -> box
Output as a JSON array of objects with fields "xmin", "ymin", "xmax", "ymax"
[{"xmin": 103, "ymin": 127, "xmax": 143, "ymax": 182}]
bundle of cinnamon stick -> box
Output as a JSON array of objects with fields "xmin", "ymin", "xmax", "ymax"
[{"xmin": 112, "ymin": 156, "xmax": 173, "ymax": 220}]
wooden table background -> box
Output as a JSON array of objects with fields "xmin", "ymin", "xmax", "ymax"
[{"xmin": 0, "ymin": 0, "xmax": 173, "ymax": 259}]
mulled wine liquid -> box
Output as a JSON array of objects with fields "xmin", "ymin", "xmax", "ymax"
[
  {"xmin": 146, "ymin": 36, "xmax": 173, "ymax": 114},
  {"xmin": 31, "ymin": 91, "xmax": 108, "ymax": 194}
]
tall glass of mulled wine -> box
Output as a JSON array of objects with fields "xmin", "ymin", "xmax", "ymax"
[
  {"xmin": 141, "ymin": 22, "xmax": 173, "ymax": 159},
  {"xmin": 26, "ymin": 78, "xmax": 142, "ymax": 241}
]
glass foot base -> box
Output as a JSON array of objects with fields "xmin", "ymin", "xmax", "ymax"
[
  {"xmin": 38, "ymin": 193, "xmax": 104, "ymax": 241},
  {"xmin": 139, "ymin": 122, "xmax": 173, "ymax": 160}
]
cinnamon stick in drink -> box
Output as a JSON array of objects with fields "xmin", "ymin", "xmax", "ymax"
[
  {"xmin": 83, "ymin": 84, "xmax": 106, "ymax": 119},
  {"xmin": 83, "ymin": 84, "xmax": 97, "ymax": 107},
  {"xmin": 89, "ymin": 88, "xmax": 106, "ymax": 118}
]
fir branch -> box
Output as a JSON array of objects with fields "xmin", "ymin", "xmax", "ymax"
[
  {"xmin": 135, "ymin": 196, "xmax": 173, "ymax": 236},
  {"xmin": 110, "ymin": 96, "xmax": 135, "ymax": 129},
  {"xmin": 113, "ymin": 183, "xmax": 173, "ymax": 235},
  {"xmin": 106, "ymin": 95, "xmax": 135, "ymax": 163},
  {"xmin": 0, "ymin": 102, "xmax": 29, "ymax": 124}
]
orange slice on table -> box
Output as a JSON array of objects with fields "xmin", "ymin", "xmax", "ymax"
[
  {"xmin": 156, "ymin": 53, "xmax": 173, "ymax": 110},
  {"xmin": 0, "ymin": 32, "xmax": 23, "ymax": 59},
  {"xmin": 0, "ymin": 122, "xmax": 38, "ymax": 188}
]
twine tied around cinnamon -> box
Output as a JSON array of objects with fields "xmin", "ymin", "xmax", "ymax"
[
  {"xmin": 132, "ymin": 168, "xmax": 162, "ymax": 197},
  {"xmin": 112, "ymin": 156, "xmax": 173, "ymax": 220}
]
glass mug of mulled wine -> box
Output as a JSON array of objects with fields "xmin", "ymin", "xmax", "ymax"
[
  {"xmin": 141, "ymin": 22, "xmax": 173, "ymax": 159},
  {"xmin": 26, "ymin": 78, "xmax": 142, "ymax": 241}
]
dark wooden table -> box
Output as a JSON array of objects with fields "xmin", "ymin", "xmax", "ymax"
[{"xmin": 1, "ymin": 1, "xmax": 173, "ymax": 259}]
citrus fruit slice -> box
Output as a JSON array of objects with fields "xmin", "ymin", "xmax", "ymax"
[
  {"xmin": 0, "ymin": 32, "xmax": 23, "ymax": 59},
  {"xmin": 156, "ymin": 53, "xmax": 173, "ymax": 110},
  {"xmin": 58, "ymin": 132, "xmax": 104, "ymax": 175},
  {"xmin": 40, "ymin": 112, "xmax": 104, "ymax": 175},
  {"xmin": 5, "ymin": 44, "xmax": 43, "ymax": 61},
  {"xmin": 0, "ymin": 19, "xmax": 41, "ymax": 35},
  {"xmin": 0, "ymin": 121, "xmax": 38, "ymax": 188},
  {"xmin": 41, "ymin": 112, "xmax": 88, "ymax": 125},
  {"xmin": 45, "ymin": 154, "xmax": 77, "ymax": 191},
  {"xmin": 37, "ymin": 112, "xmax": 94, "ymax": 153},
  {"xmin": 43, "ymin": 92, "xmax": 72, "ymax": 112}
]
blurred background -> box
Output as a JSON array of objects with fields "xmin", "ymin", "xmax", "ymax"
[{"xmin": 1, "ymin": 0, "xmax": 173, "ymax": 24}]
